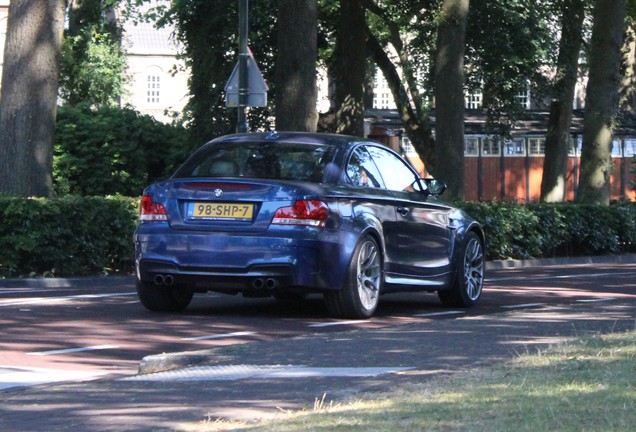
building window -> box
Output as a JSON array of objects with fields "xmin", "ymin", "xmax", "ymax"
[
  {"xmin": 611, "ymin": 139, "xmax": 623, "ymax": 157},
  {"xmin": 147, "ymin": 75, "xmax": 161, "ymax": 104},
  {"xmin": 482, "ymin": 137, "xmax": 501, "ymax": 156},
  {"xmin": 567, "ymin": 136, "xmax": 578, "ymax": 156},
  {"xmin": 528, "ymin": 137, "xmax": 545, "ymax": 156},
  {"xmin": 465, "ymin": 93, "xmax": 482, "ymax": 109},
  {"xmin": 625, "ymin": 139, "xmax": 636, "ymax": 157},
  {"xmin": 401, "ymin": 138, "xmax": 418, "ymax": 156},
  {"xmin": 464, "ymin": 137, "xmax": 479, "ymax": 156},
  {"xmin": 504, "ymin": 138, "xmax": 526, "ymax": 156},
  {"xmin": 516, "ymin": 88, "xmax": 531, "ymax": 109}
]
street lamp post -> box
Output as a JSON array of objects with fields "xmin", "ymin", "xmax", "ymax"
[{"xmin": 237, "ymin": 0, "xmax": 249, "ymax": 133}]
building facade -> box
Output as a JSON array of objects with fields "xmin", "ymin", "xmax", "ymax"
[
  {"xmin": 367, "ymin": 110, "xmax": 636, "ymax": 202},
  {"xmin": 119, "ymin": 2, "xmax": 188, "ymax": 123}
]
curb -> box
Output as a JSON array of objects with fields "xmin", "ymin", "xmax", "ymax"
[
  {"xmin": 138, "ymin": 350, "xmax": 220, "ymax": 375},
  {"xmin": 485, "ymin": 253, "xmax": 636, "ymax": 269},
  {"xmin": 0, "ymin": 275, "xmax": 135, "ymax": 289}
]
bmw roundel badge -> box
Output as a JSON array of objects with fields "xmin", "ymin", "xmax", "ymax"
[{"xmin": 214, "ymin": 188, "xmax": 223, "ymax": 198}]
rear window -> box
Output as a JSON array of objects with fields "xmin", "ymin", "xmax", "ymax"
[{"xmin": 173, "ymin": 141, "xmax": 337, "ymax": 182}]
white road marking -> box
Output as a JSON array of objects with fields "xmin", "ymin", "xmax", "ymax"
[
  {"xmin": 181, "ymin": 331, "xmax": 257, "ymax": 341},
  {"xmin": 0, "ymin": 366, "xmax": 107, "ymax": 390},
  {"xmin": 413, "ymin": 311, "xmax": 465, "ymax": 318},
  {"xmin": 577, "ymin": 297, "xmax": 617, "ymax": 303},
  {"xmin": 123, "ymin": 364, "xmax": 414, "ymax": 382},
  {"xmin": 501, "ymin": 303, "xmax": 546, "ymax": 309},
  {"xmin": 309, "ymin": 320, "xmax": 369, "ymax": 328},
  {"xmin": 28, "ymin": 345, "xmax": 119, "ymax": 356},
  {"xmin": 0, "ymin": 292, "xmax": 137, "ymax": 307}
]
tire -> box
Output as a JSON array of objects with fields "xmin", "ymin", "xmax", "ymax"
[
  {"xmin": 438, "ymin": 231, "xmax": 484, "ymax": 307},
  {"xmin": 136, "ymin": 279, "xmax": 193, "ymax": 312},
  {"xmin": 325, "ymin": 235, "xmax": 382, "ymax": 318}
]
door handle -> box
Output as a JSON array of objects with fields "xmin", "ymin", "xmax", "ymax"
[{"xmin": 396, "ymin": 207, "xmax": 410, "ymax": 216}]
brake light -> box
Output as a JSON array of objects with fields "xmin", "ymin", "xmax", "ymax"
[
  {"xmin": 272, "ymin": 200, "xmax": 329, "ymax": 227},
  {"xmin": 139, "ymin": 195, "xmax": 168, "ymax": 222}
]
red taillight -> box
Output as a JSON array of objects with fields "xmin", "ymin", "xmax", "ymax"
[
  {"xmin": 139, "ymin": 195, "xmax": 168, "ymax": 222},
  {"xmin": 272, "ymin": 200, "xmax": 329, "ymax": 227}
]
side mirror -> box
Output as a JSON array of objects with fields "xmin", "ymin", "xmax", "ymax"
[{"xmin": 423, "ymin": 178, "xmax": 447, "ymax": 196}]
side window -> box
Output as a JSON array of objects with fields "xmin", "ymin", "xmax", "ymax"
[
  {"xmin": 346, "ymin": 147, "xmax": 385, "ymax": 188},
  {"xmin": 366, "ymin": 146, "xmax": 419, "ymax": 192}
]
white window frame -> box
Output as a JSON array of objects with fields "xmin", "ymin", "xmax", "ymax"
[
  {"xmin": 624, "ymin": 139, "xmax": 636, "ymax": 157},
  {"xmin": 481, "ymin": 137, "xmax": 501, "ymax": 157},
  {"xmin": 528, "ymin": 137, "xmax": 545, "ymax": 156},
  {"xmin": 504, "ymin": 137, "xmax": 526, "ymax": 157},
  {"xmin": 464, "ymin": 136, "xmax": 479, "ymax": 157},
  {"xmin": 465, "ymin": 92, "xmax": 482, "ymax": 109},
  {"xmin": 146, "ymin": 75, "xmax": 161, "ymax": 104},
  {"xmin": 611, "ymin": 139, "xmax": 623, "ymax": 157}
]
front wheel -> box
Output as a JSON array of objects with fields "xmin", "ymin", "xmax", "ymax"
[
  {"xmin": 136, "ymin": 280, "xmax": 193, "ymax": 312},
  {"xmin": 438, "ymin": 232, "xmax": 484, "ymax": 307},
  {"xmin": 325, "ymin": 235, "xmax": 382, "ymax": 318}
]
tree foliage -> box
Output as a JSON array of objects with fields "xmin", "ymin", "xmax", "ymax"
[
  {"xmin": 465, "ymin": 0, "xmax": 556, "ymax": 133},
  {"xmin": 59, "ymin": 0, "xmax": 128, "ymax": 107},
  {"xmin": 148, "ymin": 0, "xmax": 276, "ymax": 149},
  {"xmin": 54, "ymin": 104, "xmax": 186, "ymax": 196}
]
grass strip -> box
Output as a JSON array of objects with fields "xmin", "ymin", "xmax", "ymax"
[{"xmin": 182, "ymin": 328, "xmax": 636, "ymax": 431}]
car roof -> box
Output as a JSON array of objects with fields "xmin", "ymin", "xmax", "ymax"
[{"xmin": 207, "ymin": 131, "xmax": 370, "ymax": 147}]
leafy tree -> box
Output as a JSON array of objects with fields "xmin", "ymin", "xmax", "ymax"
[
  {"xmin": 540, "ymin": 0, "xmax": 587, "ymax": 203},
  {"xmin": 577, "ymin": 0, "xmax": 626, "ymax": 204},
  {"xmin": 59, "ymin": 0, "xmax": 128, "ymax": 107},
  {"xmin": 152, "ymin": 0, "xmax": 276, "ymax": 150},
  {"xmin": 0, "ymin": 0, "xmax": 66, "ymax": 198},
  {"xmin": 54, "ymin": 104, "xmax": 186, "ymax": 196},
  {"xmin": 465, "ymin": 0, "xmax": 555, "ymax": 134},
  {"xmin": 363, "ymin": 0, "xmax": 437, "ymax": 169}
]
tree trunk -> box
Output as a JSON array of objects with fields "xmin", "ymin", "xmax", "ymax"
[
  {"xmin": 333, "ymin": 0, "xmax": 366, "ymax": 136},
  {"xmin": 540, "ymin": 0, "xmax": 585, "ymax": 202},
  {"xmin": 0, "ymin": 0, "xmax": 66, "ymax": 197},
  {"xmin": 434, "ymin": 0, "xmax": 469, "ymax": 200},
  {"xmin": 274, "ymin": 0, "xmax": 318, "ymax": 131},
  {"xmin": 619, "ymin": 24, "xmax": 636, "ymax": 110},
  {"xmin": 576, "ymin": 0, "xmax": 626, "ymax": 204}
]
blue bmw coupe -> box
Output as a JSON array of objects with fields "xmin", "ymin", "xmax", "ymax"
[{"xmin": 134, "ymin": 132, "xmax": 485, "ymax": 318}]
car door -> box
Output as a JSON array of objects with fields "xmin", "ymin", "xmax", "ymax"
[{"xmin": 365, "ymin": 145, "xmax": 454, "ymax": 284}]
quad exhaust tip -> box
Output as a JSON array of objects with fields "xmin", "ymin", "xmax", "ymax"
[
  {"xmin": 251, "ymin": 278, "xmax": 279, "ymax": 290},
  {"xmin": 153, "ymin": 274, "xmax": 174, "ymax": 286}
]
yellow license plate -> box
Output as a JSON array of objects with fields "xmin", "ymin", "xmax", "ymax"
[{"xmin": 191, "ymin": 202, "xmax": 254, "ymax": 220}]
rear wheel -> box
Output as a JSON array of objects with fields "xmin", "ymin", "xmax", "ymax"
[
  {"xmin": 136, "ymin": 280, "xmax": 193, "ymax": 312},
  {"xmin": 325, "ymin": 235, "xmax": 382, "ymax": 318},
  {"xmin": 438, "ymin": 231, "xmax": 484, "ymax": 307}
]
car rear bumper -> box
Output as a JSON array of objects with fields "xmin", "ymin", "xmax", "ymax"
[{"xmin": 134, "ymin": 229, "xmax": 351, "ymax": 293}]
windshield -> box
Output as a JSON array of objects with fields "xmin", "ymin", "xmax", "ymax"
[{"xmin": 173, "ymin": 141, "xmax": 337, "ymax": 182}]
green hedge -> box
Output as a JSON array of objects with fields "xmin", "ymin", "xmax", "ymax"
[
  {"xmin": 458, "ymin": 201, "xmax": 636, "ymax": 261},
  {"xmin": 0, "ymin": 196, "xmax": 138, "ymax": 278},
  {"xmin": 0, "ymin": 197, "xmax": 634, "ymax": 278}
]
